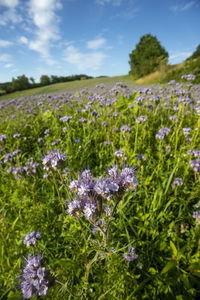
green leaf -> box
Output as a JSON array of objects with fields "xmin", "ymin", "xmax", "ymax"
[
  {"xmin": 170, "ymin": 241, "xmax": 177, "ymax": 258},
  {"xmin": 161, "ymin": 260, "xmax": 176, "ymax": 274}
]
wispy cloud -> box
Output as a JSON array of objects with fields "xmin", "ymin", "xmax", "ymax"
[
  {"xmin": 96, "ymin": 0, "xmax": 122, "ymax": 6},
  {"xmin": 0, "ymin": 39, "xmax": 13, "ymax": 47},
  {"xmin": 169, "ymin": 51, "xmax": 192, "ymax": 62},
  {"xmin": 114, "ymin": 6, "xmax": 140, "ymax": 19},
  {"xmin": 26, "ymin": 0, "xmax": 62, "ymax": 65},
  {"xmin": 64, "ymin": 45, "xmax": 106, "ymax": 71},
  {"xmin": 0, "ymin": 53, "xmax": 12, "ymax": 63},
  {"xmin": 4, "ymin": 63, "xmax": 13, "ymax": 68},
  {"xmin": 0, "ymin": 0, "xmax": 22, "ymax": 26},
  {"xmin": 87, "ymin": 38, "xmax": 106, "ymax": 50},
  {"xmin": 170, "ymin": 0, "xmax": 197, "ymax": 13},
  {"xmin": 19, "ymin": 36, "xmax": 28, "ymax": 44}
]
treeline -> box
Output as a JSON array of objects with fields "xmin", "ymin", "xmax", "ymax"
[{"xmin": 0, "ymin": 74, "xmax": 93, "ymax": 95}]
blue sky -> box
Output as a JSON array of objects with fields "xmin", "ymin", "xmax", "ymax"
[{"xmin": 0, "ymin": 0, "xmax": 200, "ymax": 82}]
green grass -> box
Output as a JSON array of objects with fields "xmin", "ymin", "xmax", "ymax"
[
  {"xmin": 0, "ymin": 81, "xmax": 200, "ymax": 299},
  {"xmin": 135, "ymin": 57, "xmax": 200, "ymax": 85},
  {"xmin": 0, "ymin": 75, "xmax": 135, "ymax": 101}
]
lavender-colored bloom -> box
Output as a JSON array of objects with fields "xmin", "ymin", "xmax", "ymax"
[
  {"xmin": 79, "ymin": 117, "xmax": 87, "ymax": 123},
  {"xmin": 181, "ymin": 74, "xmax": 196, "ymax": 81},
  {"xmin": 13, "ymin": 133, "xmax": 21, "ymax": 139},
  {"xmin": 51, "ymin": 139, "xmax": 61, "ymax": 146},
  {"xmin": 190, "ymin": 159, "xmax": 200, "ymax": 172},
  {"xmin": 171, "ymin": 177, "xmax": 183, "ymax": 188},
  {"xmin": 155, "ymin": 127, "xmax": 171, "ymax": 140},
  {"xmin": 136, "ymin": 115, "xmax": 147, "ymax": 123},
  {"xmin": 19, "ymin": 254, "xmax": 54, "ymax": 299},
  {"xmin": 129, "ymin": 104, "xmax": 135, "ymax": 109},
  {"xmin": 62, "ymin": 126, "xmax": 67, "ymax": 133},
  {"xmin": 42, "ymin": 150, "xmax": 67, "ymax": 171},
  {"xmin": 166, "ymin": 145, "xmax": 171, "ymax": 153},
  {"xmin": 120, "ymin": 125, "xmax": 132, "ymax": 133},
  {"xmin": 59, "ymin": 115, "xmax": 72, "ymax": 122},
  {"xmin": 183, "ymin": 128, "xmax": 191, "ymax": 136},
  {"xmin": 192, "ymin": 210, "xmax": 200, "ymax": 225},
  {"xmin": 124, "ymin": 246, "xmax": 138, "ymax": 262},
  {"xmin": 23, "ymin": 231, "xmax": 42, "ymax": 247},
  {"xmin": 114, "ymin": 149, "xmax": 124, "ymax": 158},
  {"xmin": 188, "ymin": 149, "xmax": 200, "ymax": 157},
  {"xmin": 83, "ymin": 202, "xmax": 96, "ymax": 219},
  {"xmin": 102, "ymin": 121, "xmax": 107, "ymax": 127},
  {"xmin": 0, "ymin": 134, "xmax": 7, "ymax": 143}
]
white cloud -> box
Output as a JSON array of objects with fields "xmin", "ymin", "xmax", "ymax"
[
  {"xmin": 64, "ymin": 45, "xmax": 106, "ymax": 71},
  {"xmin": 169, "ymin": 51, "xmax": 192, "ymax": 63},
  {"xmin": 96, "ymin": 0, "xmax": 122, "ymax": 6},
  {"xmin": 27, "ymin": 0, "xmax": 62, "ymax": 64},
  {"xmin": 0, "ymin": 0, "xmax": 19, "ymax": 8},
  {"xmin": 114, "ymin": 6, "xmax": 139, "ymax": 19},
  {"xmin": 4, "ymin": 63, "xmax": 13, "ymax": 68},
  {"xmin": 19, "ymin": 36, "xmax": 28, "ymax": 44},
  {"xmin": 170, "ymin": 1, "xmax": 197, "ymax": 13},
  {"xmin": 0, "ymin": 53, "xmax": 12, "ymax": 63},
  {"xmin": 87, "ymin": 38, "xmax": 106, "ymax": 50},
  {"xmin": 0, "ymin": 0, "xmax": 21, "ymax": 26},
  {"xmin": 0, "ymin": 39, "xmax": 13, "ymax": 47}
]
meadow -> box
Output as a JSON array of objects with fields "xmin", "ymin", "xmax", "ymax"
[{"xmin": 0, "ymin": 76, "xmax": 200, "ymax": 299}]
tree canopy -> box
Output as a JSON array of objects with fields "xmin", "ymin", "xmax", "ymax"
[{"xmin": 129, "ymin": 34, "xmax": 168, "ymax": 78}]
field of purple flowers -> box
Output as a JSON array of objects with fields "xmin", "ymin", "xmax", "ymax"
[{"xmin": 0, "ymin": 77, "xmax": 200, "ymax": 299}]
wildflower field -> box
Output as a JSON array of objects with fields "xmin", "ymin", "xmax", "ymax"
[{"xmin": 0, "ymin": 77, "xmax": 200, "ymax": 299}]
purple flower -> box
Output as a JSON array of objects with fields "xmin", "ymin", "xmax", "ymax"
[
  {"xmin": 124, "ymin": 246, "xmax": 138, "ymax": 262},
  {"xmin": 114, "ymin": 149, "xmax": 124, "ymax": 158},
  {"xmin": 120, "ymin": 125, "xmax": 132, "ymax": 133},
  {"xmin": 136, "ymin": 115, "xmax": 147, "ymax": 123},
  {"xmin": 19, "ymin": 254, "xmax": 54, "ymax": 299},
  {"xmin": 42, "ymin": 150, "xmax": 67, "ymax": 171},
  {"xmin": 59, "ymin": 115, "xmax": 72, "ymax": 122},
  {"xmin": 171, "ymin": 177, "xmax": 183, "ymax": 188},
  {"xmin": 23, "ymin": 231, "xmax": 42, "ymax": 247}
]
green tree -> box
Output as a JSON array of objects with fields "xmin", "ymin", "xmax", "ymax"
[
  {"xmin": 11, "ymin": 74, "xmax": 30, "ymax": 91},
  {"xmin": 129, "ymin": 34, "xmax": 168, "ymax": 78},
  {"xmin": 40, "ymin": 75, "xmax": 51, "ymax": 86}
]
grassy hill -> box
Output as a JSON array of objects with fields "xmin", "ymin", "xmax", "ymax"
[
  {"xmin": 136, "ymin": 57, "xmax": 200, "ymax": 85},
  {"xmin": 0, "ymin": 75, "xmax": 135, "ymax": 101}
]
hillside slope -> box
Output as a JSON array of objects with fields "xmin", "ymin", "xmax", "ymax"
[
  {"xmin": 0, "ymin": 75, "xmax": 135, "ymax": 101},
  {"xmin": 136, "ymin": 57, "xmax": 200, "ymax": 85}
]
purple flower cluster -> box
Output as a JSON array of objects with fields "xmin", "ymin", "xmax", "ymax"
[
  {"xmin": 120, "ymin": 125, "xmax": 132, "ymax": 133},
  {"xmin": 190, "ymin": 159, "xmax": 200, "ymax": 172},
  {"xmin": 59, "ymin": 115, "xmax": 72, "ymax": 122},
  {"xmin": 6, "ymin": 158, "xmax": 39, "ymax": 177},
  {"xmin": 123, "ymin": 246, "xmax": 138, "ymax": 262},
  {"xmin": 181, "ymin": 74, "xmax": 196, "ymax": 81},
  {"xmin": 0, "ymin": 134, "xmax": 7, "ymax": 143},
  {"xmin": 171, "ymin": 177, "xmax": 183, "ymax": 188},
  {"xmin": 19, "ymin": 254, "xmax": 54, "ymax": 299},
  {"xmin": 155, "ymin": 127, "xmax": 171, "ymax": 140},
  {"xmin": 67, "ymin": 167, "xmax": 138, "ymax": 221},
  {"xmin": 3, "ymin": 149, "xmax": 21, "ymax": 163},
  {"xmin": 114, "ymin": 149, "xmax": 124, "ymax": 158},
  {"xmin": 192, "ymin": 210, "xmax": 200, "ymax": 224},
  {"xmin": 13, "ymin": 133, "xmax": 21, "ymax": 139},
  {"xmin": 23, "ymin": 231, "xmax": 42, "ymax": 247},
  {"xmin": 42, "ymin": 150, "xmax": 67, "ymax": 171},
  {"xmin": 188, "ymin": 149, "xmax": 200, "ymax": 157},
  {"xmin": 136, "ymin": 115, "xmax": 147, "ymax": 123},
  {"xmin": 182, "ymin": 128, "xmax": 191, "ymax": 136}
]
